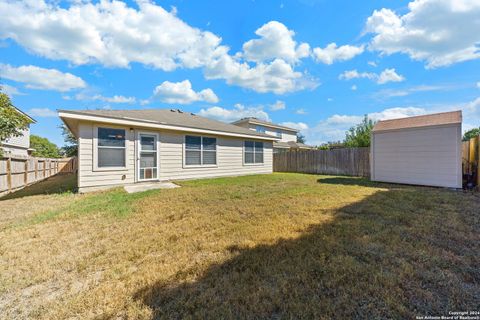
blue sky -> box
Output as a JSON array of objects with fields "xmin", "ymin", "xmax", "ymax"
[{"xmin": 1, "ymin": 0, "xmax": 479, "ymax": 146}]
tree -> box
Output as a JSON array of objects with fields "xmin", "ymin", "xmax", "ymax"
[
  {"xmin": 0, "ymin": 90, "xmax": 30, "ymax": 157},
  {"xmin": 296, "ymin": 133, "xmax": 306, "ymax": 144},
  {"xmin": 344, "ymin": 115, "xmax": 375, "ymax": 148},
  {"xmin": 30, "ymin": 135, "xmax": 61, "ymax": 158},
  {"xmin": 318, "ymin": 141, "xmax": 345, "ymax": 150},
  {"xmin": 60, "ymin": 124, "xmax": 78, "ymax": 157},
  {"xmin": 463, "ymin": 128, "xmax": 480, "ymax": 141}
]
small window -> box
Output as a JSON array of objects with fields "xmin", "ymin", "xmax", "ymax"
[
  {"xmin": 244, "ymin": 141, "xmax": 264, "ymax": 164},
  {"xmin": 185, "ymin": 135, "xmax": 217, "ymax": 166},
  {"xmin": 97, "ymin": 127, "xmax": 126, "ymax": 168},
  {"xmin": 276, "ymin": 130, "xmax": 282, "ymax": 138},
  {"xmin": 256, "ymin": 125, "xmax": 265, "ymax": 133}
]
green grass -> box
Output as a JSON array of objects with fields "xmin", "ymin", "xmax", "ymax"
[{"xmin": 0, "ymin": 173, "xmax": 478, "ymax": 319}]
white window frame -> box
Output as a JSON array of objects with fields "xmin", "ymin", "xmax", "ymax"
[
  {"xmin": 136, "ymin": 131, "xmax": 160, "ymax": 182},
  {"xmin": 243, "ymin": 140, "xmax": 264, "ymax": 166},
  {"xmin": 183, "ymin": 135, "xmax": 218, "ymax": 168},
  {"xmin": 93, "ymin": 125, "xmax": 128, "ymax": 172}
]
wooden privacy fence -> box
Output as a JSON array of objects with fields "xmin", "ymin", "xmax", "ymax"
[
  {"xmin": 274, "ymin": 148, "xmax": 370, "ymax": 177},
  {"xmin": 462, "ymin": 136, "xmax": 480, "ymax": 187},
  {"xmin": 0, "ymin": 156, "xmax": 77, "ymax": 196}
]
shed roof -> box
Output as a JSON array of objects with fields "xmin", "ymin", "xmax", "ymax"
[
  {"xmin": 372, "ymin": 110, "xmax": 462, "ymax": 132},
  {"xmin": 58, "ymin": 109, "xmax": 277, "ymax": 140}
]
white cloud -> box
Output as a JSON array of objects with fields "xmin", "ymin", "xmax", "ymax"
[
  {"xmin": 306, "ymin": 106, "xmax": 427, "ymax": 145},
  {"xmin": 198, "ymin": 103, "xmax": 270, "ymax": 122},
  {"xmin": 327, "ymin": 98, "xmax": 333, "ymax": 102},
  {"xmin": 204, "ymin": 56, "xmax": 319, "ymax": 94},
  {"xmin": 365, "ymin": 1, "xmax": 480, "ymax": 68},
  {"xmin": 0, "ymin": 1, "xmax": 319, "ymax": 95},
  {"xmin": 312, "ymin": 43, "xmax": 364, "ymax": 65},
  {"xmin": 476, "ymin": 82, "xmax": 480, "ymax": 89},
  {"xmin": 368, "ymin": 61, "xmax": 377, "ymax": 67},
  {"xmin": 351, "ymin": 85, "xmax": 357, "ymax": 91},
  {"xmin": 269, "ymin": 100, "xmax": 286, "ymax": 111},
  {"xmin": 374, "ymin": 85, "xmax": 449, "ymax": 99},
  {"xmin": 0, "ymin": 64, "xmax": 86, "ymax": 92},
  {"xmin": 0, "ymin": 0, "xmax": 224, "ymax": 71},
  {"xmin": 377, "ymin": 68, "xmax": 405, "ymax": 84},
  {"xmin": 296, "ymin": 108, "xmax": 307, "ymax": 114},
  {"xmin": 0, "ymin": 84, "xmax": 23, "ymax": 96},
  {"xmin": 152, "ymin": 80, "xmax": 218, "ymax": 104},
  {"xmin": 339, "ymin": 70, "xmax": 376, "ymax": 81},
  {"xmin": 339, "ymin": 68, "xmax": 405, "ymax": 84},
  {"xmin": 72, "ymin": 92, "xmax": 136, "ymax": 104},
  {"xmin": 95, "ymin": 95, "xmax": 136, "ymax": 104},
  {"xmin": 242, "ymin": 21, "xmax": 310, "ymax": 63},
  {"xmin": 280, "ymin": 122, "xmax": 309, "ymax": 131},
  {"xmin": 28, "ymin": 108, "xmax": 57, "ymax": 117}
]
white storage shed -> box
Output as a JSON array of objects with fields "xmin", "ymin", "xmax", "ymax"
[{"xmin": 370, "ymin": 111, "xmax": 462, "ymax": 188}]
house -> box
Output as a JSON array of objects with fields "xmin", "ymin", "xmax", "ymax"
[
  {"xmin": 232, "ymin": 117, "xmax": 313, "ymax": 152},
  {"xmin": 59, "ymin": 109, "xmax": 278, "ymax": 193},
  {"xmin": 1, "ymin": 107, "xmax": 36, "ymax": 157},
  {"xmin": 370, "ymin": 110, "xmax": 462, "ymax": 188}
]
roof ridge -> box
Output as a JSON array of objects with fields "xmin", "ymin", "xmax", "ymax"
[{"xmin": 377, "ymin": 110, "xmax": 461, "ymax": 123}]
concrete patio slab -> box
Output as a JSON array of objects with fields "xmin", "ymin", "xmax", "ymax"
[{"xmin": 124, "ymin": 182, "xmax": 180, "ymax": 193}]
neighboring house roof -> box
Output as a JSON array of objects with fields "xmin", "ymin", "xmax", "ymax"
[
  {"xmin": 58, "ymin": 109, "xmax": 279, "ymax": 141},
  {"xmin": 274, "ymin": 141, "xmax": 314, "ymax": 149},
  {"xmin": 14, "ymin": 106, "xmax": 36, "ymax": 123},
  {"xmin": 232, "ymin": 117, "xmax": 299, "ymax": 133},
  {"xmin": 372, "ymin": 110, "xmax": 462, "ymax": 133}
]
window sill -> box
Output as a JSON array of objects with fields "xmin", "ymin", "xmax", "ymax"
[
  {"xmin": 183, "ymin": 164, "xmax": 218, "ymax": 169},
  {"xmin": 243, "ymin": 162, "xmax": 264, "ymax": 166},
  {"xmin": 93, "ymin": 166, "xmax": 129, "ymax": 172}
]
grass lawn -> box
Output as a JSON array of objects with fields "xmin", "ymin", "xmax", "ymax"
[{"xmin": 0, "ymin": 173, "xmax": 479, "ymax": 319}]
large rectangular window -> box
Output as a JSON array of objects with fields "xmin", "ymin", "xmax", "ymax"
[
  {"xmin": 244, "ymin": 141, "xmax": 264, "ymax": 164},
  {"xmin": 185, "ymin": 135, "xmax": 217, "ymax": 166},
  {"xmin": 97, "ymin": 127, "xmax": 126, "ymax": 168}
]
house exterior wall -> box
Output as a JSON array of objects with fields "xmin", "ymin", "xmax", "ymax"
[
  {"xmin": 78, "ymin": 121, "xmax": 273, "ymax": 192},
  {"xmin": 235, "ymin": 122, "xmax": 296, "ymax": 142},
  {"xmin": 371, "ymin": 124, "xmax": 462, "ymax": 188},
  {"xmin": 1, "ymin": 127, "xmax": 30, "ymax": 157}
]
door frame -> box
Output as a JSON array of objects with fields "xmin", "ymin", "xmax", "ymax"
[{"xmin": 136, "ymin": 131, "xmax": 160, "ymax": 182}]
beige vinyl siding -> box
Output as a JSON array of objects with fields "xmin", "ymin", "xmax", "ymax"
[
  {"xmin": 158, "ymin": 132, "xmax": 272, "ymax": 180},
  {"xmin": 2, "ymin": 127, "xmax": 30, "ymax": 156},
  {"xmin": 245, "ymin": 124, "xmax": 296, "ymax": 142},
  {"xmin": 371, "ymin": 124, "xmax": 462, "ymax": 188},
  {"xmin": 77, "ymin": 122, "xmax": 273, "ymax": 192},
  {"xmin": 78, "ymin": 122, "xmax": 135, "ymax": 190}
]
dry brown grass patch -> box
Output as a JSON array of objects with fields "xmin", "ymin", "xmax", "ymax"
[{"xmin": 0, "ymin": 173, "xmax": 478, "ymax": 319}]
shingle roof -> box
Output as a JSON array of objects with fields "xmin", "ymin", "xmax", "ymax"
[
  {"xmin": 232, "ymin": 117, "xmax": 299, "ymax": 132},
  {"xmin": 58, "ymin": 109, "xmax": 276, "ymax": 139},
  {"xmin": 372, "ymin": 110, "xmax": 462, "ymax": 132}
]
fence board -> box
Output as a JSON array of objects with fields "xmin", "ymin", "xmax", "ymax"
[
  {"xmin": 0, "ymin": 156, "xmax": 77, "ymax": 196},
  {"xmin": 273, "ymin": 148, "xmax": 370, "ymax": 177}
]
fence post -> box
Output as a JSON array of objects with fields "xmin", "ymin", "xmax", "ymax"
[
  {"xmin": 35, "ymin": 158, "xmax": 38, "ymax": 181},
  {"xmin": 478, "ymin": 136, "xmax": 480, "ymax": 187},
  {"xmin": 6, "ymin": 157, "xmax": 12, "ymax": 192},
  {"xmin": 24, "ymin": 159, "xmax": 28, "ymax": 185}
]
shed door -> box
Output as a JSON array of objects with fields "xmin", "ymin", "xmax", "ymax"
[{"xmin": 372, "ymin": 125, "xmax": 461, "ymax": 188}]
